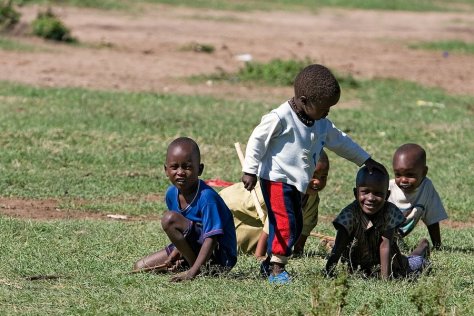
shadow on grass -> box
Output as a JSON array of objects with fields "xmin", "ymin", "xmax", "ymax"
[
  {"xmin": 439, "ymin": 246, "xmax": 474, "ymax": 254},
  {"xmin": 293, "ymin": 249, "xmax": 330, "ymax": 259}
]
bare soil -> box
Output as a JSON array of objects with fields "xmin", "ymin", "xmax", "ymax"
[
  {"xmin": 0, "ymin": 197, "xmax": 162, "ymax": 221},
  {"xmin": 1, "ymin": 4, "xmax": 473, "ymax": 222},
  {"xmin": 2, "ymin": 4, "xmax": 474, "ymax": 101}
]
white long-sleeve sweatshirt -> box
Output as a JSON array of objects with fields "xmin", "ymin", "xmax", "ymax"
[{"xmin": 243, "ymin": 101, "xmax": 370, "ymax": 193}]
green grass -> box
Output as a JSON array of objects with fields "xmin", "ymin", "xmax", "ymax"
[
  {"xmin": 0, "ymin": 217, "xmax": 472, "ymax": 315},
  {"xmin": 0, "ymin": 66, "xmax": 473, "ymax": 314},
  {"xmin": 13, "ymin": 0, "xmax": 474, "ymax": 12},
  {"xmin": 144, "ymin": 0, "xmax": 474, "ymax": 12},
  {"xmin": 409, "ymin": 40, "xmax": 474, "ymax": 55},
  {"xmin": 13, "ymin": 0, "xmax": 129, "ymax": 10},
  {"xmin": 1, "ymin": 78, "xmax": 473, "ymax": 220},
  {"xmin": 193, "ymin": 59, "xmax": 312, "ymax": 86},
  {"xmin": 0, "ymin": 36, "xmax": 37, "ymax": 51},
  {"xmin": 192, "ymin": 58, "xmax": 360, "ymax": 88}
]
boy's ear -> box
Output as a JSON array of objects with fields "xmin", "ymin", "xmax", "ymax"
[
  {"xmin": 163, "ymin": 164, "xmax": 167, "ymax": 172},
  {"xmin": 353, "ymin": 188, "xmax": 357, "ymax": 199},
  {"xmin": 198, "ymin": 163, "xmax": 204, "ymax": 176},
  {"xmin": 386, "ymin": 190, "xmax": 391, "ymax": 201},
  {"xmin": 299, "ymin": 95, "xmax": 309, "ymax": 106}
]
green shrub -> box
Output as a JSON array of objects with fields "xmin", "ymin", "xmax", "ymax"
[
  {"xmin": 236, "ymin": 58, "xmax": 311, "ymax": 86},
  {"xmin": 193, "ymin": 58, "xmax": 361, "ymax": 88},
  {"xmin": 0, "ymin": 0, "xmax": 21, "ymax": 31},
  {"xmin": 31, "ymin": 9, "xmax": 76, "ymax": 42}
]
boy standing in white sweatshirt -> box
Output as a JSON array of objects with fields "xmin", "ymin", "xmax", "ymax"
[{"xmin": 241, "ymin": 64, "xmax": 384, "ymax": 284}]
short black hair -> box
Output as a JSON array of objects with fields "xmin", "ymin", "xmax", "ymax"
[
  {"xmin": 166, "ymin": 137, "xmax": 201, "ymax": 162},
  {"xmin": 355, "ymin": 165, "xmax": 389, "ymax": 189},
  {"xmin": 294, "ymin": 64, "xmax": 341, "ymax": 105},
  {"xmin": 393, "ymin": 143, "xmax": 426, "ymax": 166}
]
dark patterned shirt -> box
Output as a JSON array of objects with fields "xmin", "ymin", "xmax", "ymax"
[{"xmin": 333, "ymin": 200, "xmax": 409, "ymax": 277}]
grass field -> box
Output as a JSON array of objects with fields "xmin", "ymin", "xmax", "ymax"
[
  {"xmin": 409, "ymin": 40, "xmax": 474, "ymax": 55},
  {"xmin": 1, "ymin": 0, "xmax": 474, "ymax": 314},
  {"xmin": 1, "ymin": 77, "xmax": 472, "ymax": 219},
  {"xmin": 0, "ymin": 74, "xmax": 473, "ymax": 314}
]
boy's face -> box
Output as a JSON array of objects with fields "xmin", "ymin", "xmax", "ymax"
[
  {"xmin": 306, "ymin": 161, "xmax": 329, "ymax": 195},
  {"xmin": 303, "ymin": 99, "xmax": 335, "ymax": 121},
  {"xmin": 355, "ymin": 175, "xmax": 389, "ymax": 216},
  {"xmin": 393, "ymin": 154, "xmax": 427, "ymax": 194},
  {"xmin": 164, "ymin": 143, "xmax": 203, "ymax": 193}
]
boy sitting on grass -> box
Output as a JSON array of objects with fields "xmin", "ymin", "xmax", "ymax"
[
  {"xmin": 388, "ymin": 143, "xmax": 448, "ymax": 249},
  {"xmin": 220, "ymin": 150, "xmax": 330, "ymax": 258},
  {"xmin": 325, "ymin": 166, "xmax": 430, "ymax": 279},
  {"xmin": 133, "ymin": 137, "xmax": 237, "ymax": 282}
]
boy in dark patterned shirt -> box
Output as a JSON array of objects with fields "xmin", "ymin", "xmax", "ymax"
[{"xmin": 326, "ymin": 165, "xmax": 430, "ymax": 279}]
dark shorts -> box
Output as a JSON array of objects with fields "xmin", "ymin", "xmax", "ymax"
[
  {"xmin": 407, "ymin": 255, "xmax": 429, "ymax": 273},
  {"xmin": 165, "ymin": 220, "xmax": 236, "ymax": 269}
]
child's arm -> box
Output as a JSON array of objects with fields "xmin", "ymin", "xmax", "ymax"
[
  {"xmin": 379, "ymin": 228, "xmax": 395, "ymax": 280},
  {"xmin": 242, "ymin": 112, "xmax": 282, "ymax": 191},
  {"xmin": 255, "ymin": 231, "xmax": 268, "ymax": 259},
  {"xmin": 325, "ymin": 228, "xmax": 350, "ymax": 277},
  {"xmin": 170, "ymin": 236, "xmax": 217, "ymax": 282},
  {"xmin": 242, "ymin": 173, "xmax": 258, "ymax": 191},
  {"xmin": 427, "ymin": 222, "xmax": 442, "ymax": 250},
  {"xmin": 324, "ymin": 122, "xmax": 386, "ymax": 175}
]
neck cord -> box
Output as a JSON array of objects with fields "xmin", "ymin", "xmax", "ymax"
[
  {"xmin": 289, "ymin": 97, "xmax": 315, "ymax": 127},
  {"xmin": 181, "ymin": 180, "xmax": 200, "ymax": 212}
]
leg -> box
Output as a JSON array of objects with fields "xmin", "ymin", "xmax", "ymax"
[
  {"xmin": 260, "ymin": 179, "xmax": 302, "ymax": 280},
  {"xmin": 293, "ymin": 234, "xmax": 308, "ymax": 256},
  {"xmin": 133, "ymin": 249, "xmax": 169, "ymax": 270},
  {"xmin": 255, "ymin": 232, "xmax": 268, "ymax": 259},
  {"xmin": 161, "ymin": 211, "xmax": 198, "ymax": 266},
  {"xmin": 410, "ymin": 238, "xmax": 430, "ymax": 259},
  {"xmin": 406, "ymin": 238, "xmax": 431, "ymax": 274}
]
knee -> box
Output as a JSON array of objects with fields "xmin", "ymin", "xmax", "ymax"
[
  {"xmin": 161, "ymin": 211, "xmax": 179, "ymax": 231},
  {"xmin": 133, "ymin": 259, "xmax": 144, "ymax": 270},
  {"xmin": 420, "ymin": 238, "xmax": 430, "ymax": 248}
]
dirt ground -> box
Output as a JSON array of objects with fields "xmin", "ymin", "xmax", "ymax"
[{"xmin": 1, "ymin": 4, "xmax": 473, "ymax": 221}]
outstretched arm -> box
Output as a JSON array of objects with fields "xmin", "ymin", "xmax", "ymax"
[
  {"xmin": 380, "ymin": 228, "xmax": 395, "ymax": 280},
  {"xmin": 325, "ymin": 228, "xmax": 350, "ymax": 277},
  {"xmin": 170, "ymin": 236, "xmax": 217, "ymax": 282}
]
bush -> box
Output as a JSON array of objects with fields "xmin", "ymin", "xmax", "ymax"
[
  {"xmin": 237, "ymin": 58, "xmax": 312, "ymax": 86},
  {"xmin": 0, "ymin": 0, "xmax": 21, "ymax": 31},
  {"xmin": 31, "ymin": 9, "xmax": 76, "ymax": 42}
]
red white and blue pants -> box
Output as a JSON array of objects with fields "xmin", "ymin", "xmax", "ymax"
[{"xmin": 260, "ymin": 178, "xmax": 303, "ymax": 265}]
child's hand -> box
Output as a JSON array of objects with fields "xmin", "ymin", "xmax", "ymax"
[
  {"xmin": 170, "ymin": 269, "xmax": 196, "ymax": 282},
  {"xmin": 364, "ymin": 158, "xmax": 388, "ymax": 175},
  {"xmin": 167, "ymin": 259, "xmax": 186, "ymax": 272},
  {"xmin": 242, "ymin": 173, "xmax": 257, "ymax": 191}
]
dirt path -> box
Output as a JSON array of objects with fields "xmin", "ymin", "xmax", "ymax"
[
  {"xmin": 0, "ymin": 197, "xmax": 162, "ymax": 221},
  {"xmin": 1, "ymin": 4, "xmax": 473, "ymax": 103},
  {"xmin": 1, "ymin": 197, "xmax": 472, "ymax": 228}
]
